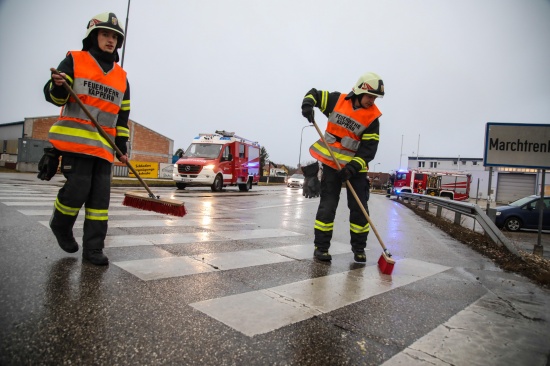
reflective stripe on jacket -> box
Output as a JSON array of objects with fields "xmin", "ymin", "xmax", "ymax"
[
  {"xmin": 309, "ymin": 93, "xmax": 381, "ymax": 170},
  {"xmin": 48, "ymin": 51, "xmax": 127, "ymax": 162}
]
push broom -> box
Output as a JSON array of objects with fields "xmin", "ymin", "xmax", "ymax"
[
  {"xmin": 50, "ymin": 68, "xmax": 186, "ymax": 217},
  {"xmin": 311, "ymin": 120, "xmax": 395, "ymax": 274}
]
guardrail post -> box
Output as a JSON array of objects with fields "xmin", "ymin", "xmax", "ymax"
[
  {"xmin": 436, "ymin": 206, "xmax": 442, "ymax": 217},
  {"xmin": 424, "ymin": 201, "xmax": 430, "ymax": 211},
  {"xmin": 454, "ymin": 212, "xmax": 462, "ymax": 225}
]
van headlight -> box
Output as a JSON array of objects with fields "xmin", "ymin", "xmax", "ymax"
[
  {"xmin": 495, "ymin": 212, "xmax": 501, "ymax": 216},
  {"xmin": 204, "ymin": 164, "xmax": 215, "ymax": 170}
]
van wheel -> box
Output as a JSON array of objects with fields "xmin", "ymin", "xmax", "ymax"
[
  {"xmin": 211, "ymin": 174, "xmax": 223, "ymax": 192},
  {"xmin": 239, "ymin": 179, "xmax": 252, "ymax": 192},
  {"xmin": 176, "ymin": 183, "xmax": 186, "ymax": 190}
]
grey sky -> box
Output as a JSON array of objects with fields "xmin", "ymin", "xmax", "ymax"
[{"xmin": 1, "ymin": 0, "xmax": 549, "ymax": 173}]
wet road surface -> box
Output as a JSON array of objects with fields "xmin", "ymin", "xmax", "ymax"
[{"xmin": 0, "ymin": 172, "xmax": 549, "ymax": 365}]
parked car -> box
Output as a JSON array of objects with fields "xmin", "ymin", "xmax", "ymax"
[
  {"xmin": 287, "ymin": 174, "xmax": 304, "ymax": 188},
  {"xmin": 494, "ymin": 195, "xmax": 550, "ymax": 232}
]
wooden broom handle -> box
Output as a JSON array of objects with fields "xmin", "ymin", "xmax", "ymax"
[
  {"xmin": 311, "ymin": 120, "xmax": 389, "ymax": 252},
  {"xmin": 50, "ymin": 68, "xmax": 157, "ymax": 199}
]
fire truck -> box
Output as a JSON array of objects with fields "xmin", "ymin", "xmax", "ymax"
[
  {"xmin": 172, "ymin": 130, "xmax": 261, "ymax": 192},
  {"xmin": 387, "ymin": 169, "xmax": 472, "ymax": 201}
]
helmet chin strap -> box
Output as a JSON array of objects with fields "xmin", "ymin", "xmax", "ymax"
[{"xmin": 352, "ymin": 95, "xmax": 364, "ymax": 109}]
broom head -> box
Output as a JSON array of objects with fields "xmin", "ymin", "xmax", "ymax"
[
  {"xmin": 378, "ymin": 251, "xmax": 395, "ymax": 275},
  {"xmin": 123, "ymin": 191, "xmax": 186, "ymax": 217}
]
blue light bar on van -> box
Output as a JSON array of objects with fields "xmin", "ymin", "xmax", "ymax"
[{"xmin": 220, "ymin": 137, "xmax": 231, "ymax": 140}]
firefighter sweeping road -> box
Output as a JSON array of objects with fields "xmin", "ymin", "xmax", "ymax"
[{"xmin": 0, "ymin": 172, "xmax": 549, "ymax": 365}]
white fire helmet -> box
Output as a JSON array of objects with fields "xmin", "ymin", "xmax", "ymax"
[
  {"xmin": 352, "ymin": 72, "xmax": 384, "ymax": 98},
  {"xmin": 83, "ymin": 12, "xmax": 125, "ymax": 50}
]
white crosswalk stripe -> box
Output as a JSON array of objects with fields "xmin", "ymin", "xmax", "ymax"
[
  {"xmin": 113, "ymin": 241, "xmax": 355, "ymax": 280},
  {"xmin": 190, "ymin": 258, "xmax": 450, "ymax": 336}
]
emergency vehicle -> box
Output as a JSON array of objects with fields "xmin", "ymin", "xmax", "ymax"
[
  {"xmin": 387, "ymin": 169, "xmax": 472, "ymax": 201},
  {"xmin": 173, "ymin": 130, "xmax": 261, "ymax": 192}
]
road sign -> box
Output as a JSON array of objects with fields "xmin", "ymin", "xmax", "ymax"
[{"xmin": 484, "ymin": 122, "xmax": 550, "ymax": 169}]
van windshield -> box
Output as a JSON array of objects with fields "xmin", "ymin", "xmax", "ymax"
[
  {"xmin": 395, "ymin": 172, "xmax": 408, "ymax": 181},
  {"xmin": 183, "ymin": 143, "xmax": 222, "ymax": 159}
]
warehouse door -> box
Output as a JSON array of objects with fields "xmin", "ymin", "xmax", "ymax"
[{"xmin": 495, "ymin": 173, "xmax": 536, "ymax": 203}]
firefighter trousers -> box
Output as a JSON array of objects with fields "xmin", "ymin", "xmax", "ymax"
[
  {"xmin": 314, "ymin": 164, "xmax": 370, "ymax": 253},
  {"xmin": 49, "ymin": 155, "xmax": 112, "ymax": 250}
]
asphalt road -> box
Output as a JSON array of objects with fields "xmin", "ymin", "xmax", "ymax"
[{"xmin": 1, "ymin": 172, "xmax": 549, "ymax": 365}]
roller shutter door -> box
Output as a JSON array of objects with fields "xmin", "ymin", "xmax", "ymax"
[{"xmin": 495, "ymin": 173, "xmax": 536, "ymax": 203}]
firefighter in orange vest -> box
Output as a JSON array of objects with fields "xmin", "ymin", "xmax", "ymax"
[
  {"xmin": 38, "ymin": 12, "xmax": 130, "ymax": 266},
  {"xmin": 301, "ymin": 72, "xmax": 384, "ymax": 263}
]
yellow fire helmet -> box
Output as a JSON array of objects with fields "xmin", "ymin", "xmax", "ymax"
[
  {"xmin": 352, "ymin": 72, "xmax": 384, "ymax": 98},
  {"xmin": 83, "ymin": 12, "xmax": 125, "ymax": 50}
]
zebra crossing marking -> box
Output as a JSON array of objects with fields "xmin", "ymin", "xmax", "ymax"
[
  {"xmin": 113, "ymin": 241, "xmax": 355, "ymax": 281},
  {"xmin": 189, "ymin": 258, "xmax": 450, "ymax": 337},
  {"xmin": 115, "ymin": 256, "xmax": 218, "ymax": 280},
  {"xmin": 104, "ymin": 228, "xmax": 303, "ymax": 248},
  {"xmin": 3, "ymin": 201, "xmax": 126, "ymax": 207},
  {"xmin": 18, "ymin": 209, "xmax": 163, "ymax": 216},
  {"xmin": 38, "ymin": 218, "xmax": 255, "ymax": 229},
  {"xmin": 381, "ymin": 291, "xmax": 550, "ymax": 366}
]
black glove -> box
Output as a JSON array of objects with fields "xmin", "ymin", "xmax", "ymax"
[
  {"xmin": 303, "ymin": 175, "xmax": 320, "ymax": 198},
  {"xmin": 37, "ymin": 148, "xmax": 60, "ymax": 181},
  {"xmin": 338, "ymin": 164, "xmax": 357, "ymax": 182},
  {"xmin": 301, "ymin": 162, "xmax": 319, "ymax": 178},
  {"xmin": 302, "ymin": 162, "xmax": 320, "ymax": 198},
  {"xmin": 301, "ymin": 104, "xmax": 315, "ymax": 123}
]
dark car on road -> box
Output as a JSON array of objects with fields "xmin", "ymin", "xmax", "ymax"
[{"xmin": 495, "ymin": 195, "xmax": 550, "ymax": 232}]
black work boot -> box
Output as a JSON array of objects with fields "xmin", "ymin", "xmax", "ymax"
[
  {"xmin": 50, "ymin": 210, "xmax": 79, "ymax": 253},
  {"xmin": 353, "ymin": 251, "xmax": 367, "ymax": 263},
  {"xmin": 83, "ymin": 249, "xmax": 109, "ymax": 266},
  {"xmin": 314, "ymin": 246, "xmax": 332, "ymax": 261},
  {"xmin": 50, "ymin": 228, "xmax": 79, "ymax": 253}
]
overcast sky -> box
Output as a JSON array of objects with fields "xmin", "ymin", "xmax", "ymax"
[{"xmin": 1, "ymin": 0, "xmax": 549, "ymax": 173}]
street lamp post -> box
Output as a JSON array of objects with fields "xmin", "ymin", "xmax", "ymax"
[
  {"xmin": 373, "ymin": 163, "xmax": 380, "ymax": 189},
  {"xmin": 298, "ymin": 125, "xmax": 313, "ymax": 169}
]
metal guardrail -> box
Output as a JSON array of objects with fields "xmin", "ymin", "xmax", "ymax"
[{"xmin": 396, "ymin": 192, "xmax": 521, "ymax": 257}]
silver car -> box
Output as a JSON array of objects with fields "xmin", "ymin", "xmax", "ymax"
[{"xmin": 287, "ymin": 174, "xmax": 304, "ymax": 188}]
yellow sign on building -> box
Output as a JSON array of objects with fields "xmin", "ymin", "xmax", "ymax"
[{"xmin": 128, "ymin": 161, "xmax": 158, "ymax": 178}]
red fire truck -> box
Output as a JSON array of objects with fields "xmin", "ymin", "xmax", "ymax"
[
  {"xmin": 387, "ymin": 169, "xmax": 472, "ymax": 201},
  {"xmin": 172, "ymin": 130, "xmax": 261, "ymax": 192}
]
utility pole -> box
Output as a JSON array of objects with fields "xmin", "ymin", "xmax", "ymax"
[
  {"xmin": 298, "ymin": 125, "xmax": 313, "ymax": 169},
  {"xmin": 120, "ymin": 0, "xmax": 131, "ymax": 68},
  {"xmin": 399, "ymin": 135, "xmax": 404, "ymax": 169}
]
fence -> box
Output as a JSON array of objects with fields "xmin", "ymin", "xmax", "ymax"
[{"xmin": 396, "ymin": 192, "xmax": 520, "ymax": 256}]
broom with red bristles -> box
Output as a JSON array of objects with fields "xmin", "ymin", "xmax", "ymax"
[
  {"xmin": 311, "ymin": 120, "xmax": 395, "ymax": 275},
  {"xmin": 50, "ymin": 68, "xmax": 186, "ymax": 217}
]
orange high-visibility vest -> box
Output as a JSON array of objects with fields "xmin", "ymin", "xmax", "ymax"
[
  {"xmin": 48, "ymin": 51, "xmax": 127, "ymax": 162},
  {"xmin": 309, "ymin": 94, "xmax": 381, "ymax": 170}
]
